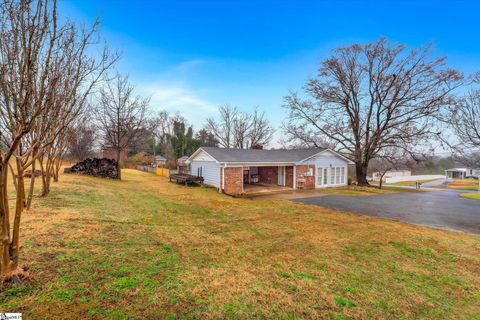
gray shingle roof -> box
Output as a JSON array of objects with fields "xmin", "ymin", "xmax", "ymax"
[{"xmin": 199, "ymin": 147, "xmax": 326, "ymax": 163}]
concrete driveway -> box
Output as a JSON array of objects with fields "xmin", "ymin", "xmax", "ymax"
[{"xmin": 293, "ymin": 189, "xmax": 480, "ymax": 234}]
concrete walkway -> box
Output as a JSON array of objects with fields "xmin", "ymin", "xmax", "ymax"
[{"xmin": 294, "ymin": 188, "xmax": 480, "ymax": 235}]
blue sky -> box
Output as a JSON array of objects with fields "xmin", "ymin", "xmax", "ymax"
[{"xmin": 61, "ymin": 0, "xmax": 480, "ymax": 145}]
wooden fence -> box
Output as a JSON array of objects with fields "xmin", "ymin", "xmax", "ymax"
[
  {"xmin": 136, "ymin": 165, "xmax": 185, "ymax": 178},
  {"xmin": 155, "ymin": 167, "xmax": 170, "ymax": 177},
  {"xmin": 136, "ymin": 165, "xmax": 155, "ymax": 173}
]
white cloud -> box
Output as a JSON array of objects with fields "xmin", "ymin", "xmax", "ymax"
[
  {"xmin": 132, "ymin": 59, "xmax": 219, "ymax": 129},
  {"xmin": 139, "ymin": 82, "xmax": 218, "ymax": 129}
]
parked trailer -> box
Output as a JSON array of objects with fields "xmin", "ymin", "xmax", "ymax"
[{"xmin": 169, "ymin": 173, "xmax": 204, "ymax": 186}]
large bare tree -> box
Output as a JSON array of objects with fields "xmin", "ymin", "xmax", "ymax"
[
  {"xmin": 449, "ymin": 89, "xmax": 480, "ymax": 166},
  {"xmin": 283, "ymin": 38, "xmax": 463, "ymax": 185},
  {"xmin": 96, "ymin": 74, "xmax": 149, "ymax": 179}
]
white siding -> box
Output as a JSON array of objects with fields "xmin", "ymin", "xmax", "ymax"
[
  {"xmin": 302, "ymin": 150, "xmax": 349, "ymax": 188},
  {"xmin": 191, "ymin": 150, "xmax": 216, "ymax": 162},
  {"xmin": 190, "ymin": 161, "xmax": 220, "ymax": 188}
]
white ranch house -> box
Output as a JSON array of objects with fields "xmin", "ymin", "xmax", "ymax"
[{"xmin": 187, "ymin": 147, "xmax": 353, "ymax": 195}]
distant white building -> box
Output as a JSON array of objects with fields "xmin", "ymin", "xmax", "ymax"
[
  {"xmin": 372, "ymin": 170, "xmax": 411, "ymax": 181},
  {"xmin": 445, "ymin": 168, "xmax": 480, "ymax": 179}
]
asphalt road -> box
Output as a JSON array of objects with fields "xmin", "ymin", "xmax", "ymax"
[{"xmin": 293, "ymin": 189, "xmax": 480, "ymax": 234}]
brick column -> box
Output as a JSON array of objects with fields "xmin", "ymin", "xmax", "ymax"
[{"xmin": 223, "ymin": 167, "xmax": 243, "ymax": 195}]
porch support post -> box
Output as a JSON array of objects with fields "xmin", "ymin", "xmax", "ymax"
[
  {"xmin": 221, "ymin": 164, "xmax": 225, "ymax": 193},
  {"xmin": 241, "ymin": 166, "xmax": 244, "ymax": 193},
  {"xmin": 293, "ymin": 165, "xmax": 297, "ymax": 190}
]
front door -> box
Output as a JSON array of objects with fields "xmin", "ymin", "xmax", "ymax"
[
  {"xmin": 278, "ymin": 166, "xmax": 285, "ymax": 186},
  {"xmin": 317, "ymin": 167, "xmax": 328, "ymax": 187}
]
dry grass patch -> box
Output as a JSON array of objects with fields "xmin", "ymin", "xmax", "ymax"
[{"xmin": 1, "ymin": 169, "xmax": 479, "ymax": 319}]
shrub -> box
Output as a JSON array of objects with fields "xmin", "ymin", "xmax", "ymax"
[{"xmin": 124, "ymin": 152, "xmax": 154, "ymax": 168}]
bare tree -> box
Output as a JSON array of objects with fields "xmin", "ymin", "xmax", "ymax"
[
  {"xmin": 450, "ymin": 90, "xmax": 480, "ymax": 154},
  {"xmin": 206, "ymin": 105, "xmax": 238, "ymax": 148},
  {"xmin": 206, "ymin": 105, "xmax": 274, "ymax": 149},
  {"xmin": 96, "ymin": 74, "xmax": 149, "ymax": 179},
  {"xmin": 369, "ymin": 148, "xmax": 423, "ymax": 189},
  {"xmin": 151, "ymin": 110, "xmax": 173, "ymax": 152},
  {"xmin": 283, "ymin": 38, "xmax": 463, "ymax": 185},
  {"xmin": 66, "ymin": 121, "xmax": 97, "ymax": 162},
  {"xmin": 440, "ymin": 73, "xmax": 480, "ymax": 168},
  {"xmin": 233, "ymin": 112, "xmax": 252, "ymax": 149},
  {"xmin": 248, "ymin": 107, "xmax": 274, "ymax": 148},
  {"xmin": 0, "ymin": 0, "xmax": 116, "ymax": 278},
  {"xmin": 0, "ymin": 0, "xmax": 62, "ymax": 277}
]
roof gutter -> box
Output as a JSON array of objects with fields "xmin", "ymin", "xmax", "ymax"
[{"xmin": 219, "ymin": 162, "xmax": 296, "ymax": 166}]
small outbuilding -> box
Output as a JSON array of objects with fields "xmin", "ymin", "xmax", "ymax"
[
  {"xmin": 445, "ymin": 167, "xmax": 480, "ymax": 179},
  {"xmin": 154, "ymin": 155, "xmax": 167, "ymax": 167},
  {"xmin": 177, "ymin": 155, "xmax": 190, "ymax": 173},
  {"xmin": 187, "ymin": 147, "xmax": 353, "ymax": 195}
]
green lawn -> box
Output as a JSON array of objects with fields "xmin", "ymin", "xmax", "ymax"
[
  {"xmin": 460, "ymin": 192, "xmax": 480, "ymax": 200},
  {"xmin": 387, "ymin": 178, "xmax": 442, "ymax": 187},
  {"xmin": 316, "ymin": 185, "xmax": 426, "ymax": 196},
  {"xmin": 317, "ymin": 185, "xmax": 400, "ymax": 196},
  {"xmin": 1, "ymin": 169, "xmax": 479, "ymax": 319}
]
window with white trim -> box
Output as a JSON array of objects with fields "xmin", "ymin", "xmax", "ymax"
[{"xmin": 330, "ymin": 166, "xmax": 346, "ymax": 185}]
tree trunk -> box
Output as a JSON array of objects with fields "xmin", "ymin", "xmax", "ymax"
[
  {"xmin": 44, "ymin": 168, "xmax": 51, "ymax": 196},
  {"xmin": 39, "ymin": 157, "xmax": 51, "ymax": 197},
  {"xmin": 11, "ymin": 158, "xmax": 25, "ymax": 270},
  {"xmin": 116, "ymin": 149, "xmax": 122, "ymax": 180},
  {"xmin": 8, "ymin": 163, "xmax": 18, "ymax": 192},
  {"xmin": 53, "ymin": 156, "xmax": 61, "ymax": 183},
  {"xmin": 355, "ymin": 162, "xmax": 369, "ymax": 186},
  {"xmin": 53, "ymin": 165, "xmax": 59, "ymax": 182},
  {"xmin": 0, "ymin": 159, "xmax": 13, "ymax": 276},
  {"xmin": 26, "ymin": 160, "xmax": 36, "ymax": 210}
]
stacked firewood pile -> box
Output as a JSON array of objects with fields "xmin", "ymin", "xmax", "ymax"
[{"xmin": 65, "ymin": 158, "xmax": 119, "ymax": 179}]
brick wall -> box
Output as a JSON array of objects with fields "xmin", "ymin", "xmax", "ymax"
[
  {"xmin": 295, "ymin": 164, "xmax": 316, "ymax": 189},
  {"xmin": 285, "ymin": 166, "xmax": 294, "ymax": 187},
  {"xmin": 258, "ymin": 166, "xmax": 278, "ymax": 185},
  {"xmin": 223, "ymin": 167, "xmax": 243, "ymax": 195}
]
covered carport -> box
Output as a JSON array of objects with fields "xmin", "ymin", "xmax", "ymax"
[
  {"xmin": 242, "ymin": 165, "xmax": 294, "ymax": 194},
  {"xmin": 445, "ymin": 168, "xmax": 467, "ymax": 179}
]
